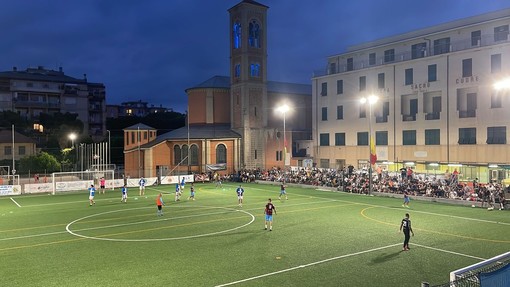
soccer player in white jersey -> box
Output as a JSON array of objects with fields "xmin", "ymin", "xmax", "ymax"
[
  {"xmin": 139, "ymin": 177, "xmax": 146, "ymax": 196},
  {"xmin": 88, "ymin": 184, "xmax": 96, "ymax": 206},
  {"xmin": 121, "ymin": 185, "xmax": 128, "ymax": 203}
]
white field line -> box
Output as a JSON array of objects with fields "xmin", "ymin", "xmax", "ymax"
[
  {"xmin": 223, "ymin": 184, "xmax": 510, "ymax": 226},
  {"xmin": 10, "ymin": 197, "xmax": 21, "ymax": 207},
  {"xmin": 0, "ymin": 201, "xmax": 336, "ymax": 242},
  {"xmin": 215, "ymin": 243, "xmax": 402, "ymax": 287},
  {"xmin": 413, "ymin": 243, "xmax": 486, "ymax": 261}
]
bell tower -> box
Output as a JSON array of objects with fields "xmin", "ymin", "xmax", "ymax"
[{"xmin": 228, "ymin": 0, "xmax": 269, "ymax": 169}]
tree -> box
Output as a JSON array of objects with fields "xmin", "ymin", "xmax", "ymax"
[{"xmin": 18, "ymin": 152, "xmax": 60, "ymax": 174}]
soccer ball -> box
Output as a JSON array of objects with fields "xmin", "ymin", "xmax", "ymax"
[{"xmin": 471, "ymin": 205, "xmax": 475, "ymax": 208}]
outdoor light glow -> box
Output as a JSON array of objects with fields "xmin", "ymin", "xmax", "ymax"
[
  {"xmin": 276, "ymin": 104, "xmax": 290, "ymax": 114},
  {"xmin": 360, "ymin": 95, "xmax": 379, "ymax": 105},
  {"xmin": 405, "ymin": 162, "xmax": 415, "ymax": 166},
  {"xmin": 488, "ymin": 164, "xmax": 499, "ymax": 168},
  {"xmin": 494, "ymin": 78, "xmax": 510, "ymax": 91},
  {"xmin": 447, "ymin": 163, "xmax": 462, "ymax": 167},
  {"xmin": 68, "ymin": 133, "xmax": 77, "ymax": 141},
  {"xmin": 428, "ymin": 163, "xmax": 439, "ymax": 167},
  {"xmin": 382, "ymin": 161, "xmax": 394, "ymax": 165}
]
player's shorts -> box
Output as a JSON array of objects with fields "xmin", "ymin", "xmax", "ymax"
[
  {"xmin": 238, "ymin": 195, "xmax": 243, "ymax": 200},
  {"xmin": 100, "ymin": 185, "xmax": 105, "ymax": 189},
  {"xmin": 190, "ymin": 192, "xmax": 195, "ymax": 197},
  {"xmin": 122, "ymin": 193, "xmax": 127, "ymax": 199},
  {"xmin": 139, "ymin": 186, "xmax": 145, "ymax": 190},
  {"xmin": 279, "ymin": 190, "xmax": 286, "ymax": 195},
  {"xmin": 89, "ymin": 196, "xmax": 94, "ymax": 200},
  {"xmin": 404, "ymin": 197, "xmax": 410, "ymax": 203},
  {"xmin": 265, "ymin": 214, "xmax": 273, "ymax": 221}
]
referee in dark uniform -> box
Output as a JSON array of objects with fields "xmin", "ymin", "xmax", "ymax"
[{"xmin": 399, "ymin": 213, "xmax": 414, "ymax": 251}]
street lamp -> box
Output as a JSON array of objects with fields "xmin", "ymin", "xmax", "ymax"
[
  {"xmin": 360, "ymin": 95, "xmax": 378, "ymax": 195},
  {"xmin": 494, "ymin": 78, "xmax": 510, "ymax": 91},
  {"xmin": 68, "ymin": 133, "xmax": 77, "ymax": 171},
  {"xmin": 276, "ymin": 104, "xmax": 290, "ymax": 167},
  {"xmin": 107, "ymin": 130, "xmax": 111, "ymax": 168}
]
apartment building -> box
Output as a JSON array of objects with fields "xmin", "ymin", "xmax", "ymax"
[
  {"xmin": 312, "ymin": 9, "xmax": 510, "ymax": 182},
  {"xmin": 0, "ymin": 66, "xmax": 106, "ymax": 138}
]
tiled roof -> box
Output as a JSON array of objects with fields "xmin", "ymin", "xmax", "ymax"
[
  {"xmin": 0, "ymin": 129, "xmax": 36, "ymax": 144},
  {"xmin": 136, "ymin": 124, "xmax": 241, "ymax": 149},
  {"xmin": 187, "ymin": 75, "xmax": 311, "ymax": 96},
  {"xmin": 0, "ymin": 69, "xmax": 86, "ymax": 84},
  {"xmin": 123, "ymin": 123, "xmax": 157, "ymax": 131}
]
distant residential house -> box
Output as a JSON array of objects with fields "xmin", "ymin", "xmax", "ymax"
[
  {"xmin": 106, "ymin": 100, "xmax": 171, "ymax": 118},
  {"xmin": 0, "ymin": 129, "xmax": 37, "ymax": 161}
]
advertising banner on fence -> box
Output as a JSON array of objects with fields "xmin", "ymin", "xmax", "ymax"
[
  {"xmin": 24, "ymin": 183, "xmax": 53, "ymax": 194},
  {"xmin": 56, "ymin": 180, "xmax": 93, "ymax": 192},
  {"xmin": 0, "ymin": 185, "xmax": 22, "ymax": 196}
]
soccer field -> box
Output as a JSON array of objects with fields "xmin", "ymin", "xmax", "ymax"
[{"xmin": 1, "ymin": 182, "xmax": 509, "ymax": 287}]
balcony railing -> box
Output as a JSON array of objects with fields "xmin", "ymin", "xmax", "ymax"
[
  {"xmin": 425, "ymin": 112, "xmax": 440, "ymax": 120},
  {"xmin": 402, "ymin": 114, "xmax": 416, "ymax": 121},
  {"xmin": 314, "ymin": 33, "xmax": 509, "ymax": 77},
  {"xmin": 459, "ymin": 110, "xmax": 476, "ymax": 118}
]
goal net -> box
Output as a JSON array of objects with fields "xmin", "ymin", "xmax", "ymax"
[
  {"xmin": 51, "ymin": 170, "xmax": 115, "ymax": 195},
  {"xmin": 444, "ymin": 251, "xmax": 510, "ymax": 287}
]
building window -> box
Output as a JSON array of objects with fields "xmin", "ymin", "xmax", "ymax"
[
  {"xmin": 375, "ymin": 131, "xmax": 388, "ymax": 146},
  {"xmin": 182, "ymin": 144, "xmax": 189, "ymax": 165},
  {"xmin": 491, "ymin": 54, "xmax": 501, "ymax": 73},
  {"xmin": 131, "ymin": 132, "xmax": 135, "ymax": 143},
  {"xmin": 378, "ymin": 73, "xmax": 385, "ymax": 89},
  {"xmin": 491, "ymin": 91, "xmax": 502, "ymax": 108},
  {"xmin": 254, "ymin": 149, "xmax": 257, "ymax": 159},
  {"xmin": 173, "ymin": 145, "xmax": 181, "ymax": 165},
  {"xmin": 347, "ymin": 58, "xmax": 353, "ymax": 71},
  {"xmin": 144, "ymin": 131, "xmax": 147, "ymax": 140},
  {"xmin": 428, "ymin": 64, "xmax": 437, "ymax": 82},
  {"xmin": 433, "ymin": 37, "xmax": 450, "ymax": 55},
  {"xmin": 321, "ymin": 82, "xmax": 327, "ymax": 96},
  {"xmin": 462, "ymin": 59, "xmax": 472, "ymax": 78},
  {"xmin": 411, "ymin": 42, "xmax": 426, "ymax": 59},
  {"xmin": 471, "ymin": 30, "xmax": 481, "ymax": 46},
  {"xmin": 319, "ymin": 133, "xmax": 330, "ymax": 146},
  {"xmin": 402, "ymin": 130, "xmax": 416, "ymax": 145},
  {"xmin": 494, "ymin": 25, "xmax": 509, "ymax": 42},
  {"xmin": 18, "ymin": 146, "xmax": 26, "ymax": 155},
  {"xmin": 250, "ymin": 63, "xmax": 260, "ymax": 77},
  {"xmin": 4, "ymin": 146, "xmax": 12, "ymax": 155},
  {"xmin": 369, "ymin": 53, "xmax": 376, "ymax": 65},
  {"xmin": 319, "ymin": 159, "xmax": 330, "ymax": 169},
  {"xmin": 359, "ymin": 76, "xmax": 366, "ymax": 91},
  {"xmin": 487, "ymin": 127, "xmax": 506, "ymax": 144},
  {"xmin": 336, "ymin": 105, "xmax": 343, "ymax": 120},
  {"xmin": 276, "ymin": 150, "xmax": 282, "ymax": 161},
  {"xmin": 405, "ymin": 68, "xmax": 413, "ymax": 85},
  {"xmin": 190, "ymin": 145, "xmax": 199, "ymax": 165},
  {"xmin": 384, "ymin": 49, "xmax": 395, "ymax": 63},
  {"xmin": 359, "ymin": 105, "xmax": 366, "ymax": 118},
  {"xmin": 233, "ymin": 22, "xmax": 242, "ymax": 49},
  {"xmin": 458, "ymin": 128, "xmax": 476, "ymax": 145},
  {"xmin": 357, "ymin": 132, "xmax": 368, "ymax": 146},
  {"xmin": 335, "ymin": 133, "xmax": 345, "ymax": 146},
  {"xmin": 425, "ymin": 129, "xmax": 440, "ymax": 145},
  {"xmin": 248, "ymin": 19, "xmax": 260, "ymax": 48},
  {"xmin": 234, "ymin": 64, "xmax": 241, "ymax": 78},
  {"xmin": 321, "ymin": 107, "xmax": 328, "ymax": 121},
  {"xmin": 216, "ymin": 144, "xmax": 227, "ymax": 164},
  {"xmin": 336, "ymin": 80, "xmax": 343, "ymax": 94}
]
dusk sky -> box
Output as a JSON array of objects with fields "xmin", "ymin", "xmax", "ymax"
[{"xmin": 1, "ymin": 0, "xmax": 509, "ymax": 113}]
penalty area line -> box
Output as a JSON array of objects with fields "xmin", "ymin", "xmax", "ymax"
[
  {"xmin": 214, "ymin": 243, "xmax": 401, "ymax": 287},
  {"xmin": 10, "ymin": 197, "xmax": 21, "ymax": 207},
  {"xmin": 413, "ymin": 243, "xmax": 486, "ymax": 261}
]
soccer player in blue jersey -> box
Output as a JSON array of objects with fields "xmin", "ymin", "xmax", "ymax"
[
  {"xmin": 264, "ymin": 198, "xmax": 276, "ymax": 231},
  {"xmin": 399, "ymin": 213, "xmax": 414, "ymax": 251},
  {"xmin": 121, "ymin": 185, "xmax": 128, "ymax": 203},
  {"xmin": 236, "ymin": 185, "xmax": 244, "ymax": 207},
  {"xmin": 278, "ymin": 182, "xmax": 288, "ymax": 200},
  {"xmin": 175, "ymin": 183, "xmax": 181, "ymax": 201},
  {"xmin": 88, "ymin": 184, "xmax": 96, "ymax": 206},
  {"xmin": 139, "ymin": 177, "xmax": 146, "ymax": 196},
  {"xmin": 180, "ymin": 177, "xmax": 186, "ymax": 193},
  {"xmin": 402, "ymin": 191, "xmax": 410, "ymax": 208},
  {"xmin": 188, "ymin": 183, "xmax": 196, "ymax": 201}
]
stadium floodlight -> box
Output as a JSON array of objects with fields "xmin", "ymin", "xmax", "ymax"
[
  {"xmin": 493, "ymin": 78, "xmax": 510, "ymax": 91},
  {"xmin": 359, "ymin": 95, "xmax": 378, "ymax": 195}
]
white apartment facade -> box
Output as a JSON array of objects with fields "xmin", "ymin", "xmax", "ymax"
[{"xmin": 312, "ymin": 8, "xmax": 510, "ymax": 182}]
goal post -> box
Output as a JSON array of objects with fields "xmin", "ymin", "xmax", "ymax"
[
  {"xmin": 449, "ymin": 251, "xmax": 510, "ymax": 287},
  {"xmin": 51, "ymin": 170, "xmax": 115, "ymax": 195}
]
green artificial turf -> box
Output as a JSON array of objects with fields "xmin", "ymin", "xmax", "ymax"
[{"xmin": 0, "ymin": 182, "xmax": 508, "ymax": 287}]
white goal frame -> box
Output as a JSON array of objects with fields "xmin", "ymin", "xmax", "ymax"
[
  {"xmin": 450, "ymin": 251, "xmax": 510, "ymax": 286},
  {"xmin": 51, "ymin": 170, "xmax": 115, "ymax": 195}
]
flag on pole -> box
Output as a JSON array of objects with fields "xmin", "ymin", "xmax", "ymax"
[
  {"xmin": 370, "ymin": 136, "xmax": 377, "ymax": 165},
  {"xmin": 283, "ymin": 137, "xmax": 287, "ymax": 165}
]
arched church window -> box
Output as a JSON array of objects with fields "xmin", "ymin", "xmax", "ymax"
[
  {"xmin": 216, "ymin": 144, "xmax": 227, "ymax": 164},
  {"xmin": 250, "ymin": 63, "xmax": 260, "ymax": 77},
  {"xmin": 182, "ymin": 144, "xmax": 189, "ymax": 165},
  {"xmin": 249, "ymin": 20, "xmax": 260, "ymax": 48},
  {"xmin": 190, "ymin": 144, "xmax": 199, "ymax": 166},
  {"xmin": 173, "ymin": 145, "xmax": 181, "ymax": 165},
  {"xmin": 233, "ymin": 22, "xmax": 242, "ymax": 49},
  {"xmin": 235, "ymin": 63, "xmax": 241, "ymax": 78}
]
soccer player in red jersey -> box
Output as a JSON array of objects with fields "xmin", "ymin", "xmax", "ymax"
[{"xmin": 264, "ymin": 198, "xmax": 277, "ymax": 231}]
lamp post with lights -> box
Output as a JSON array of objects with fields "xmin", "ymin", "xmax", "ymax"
[{"xmin": 360, "ymin": 95, "xmax": 378, "ymax": 195}]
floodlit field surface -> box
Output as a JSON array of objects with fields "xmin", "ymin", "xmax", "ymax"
[{"xmin": 1, "ymin": 182, "xmax": 509, "ymax": 287}]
